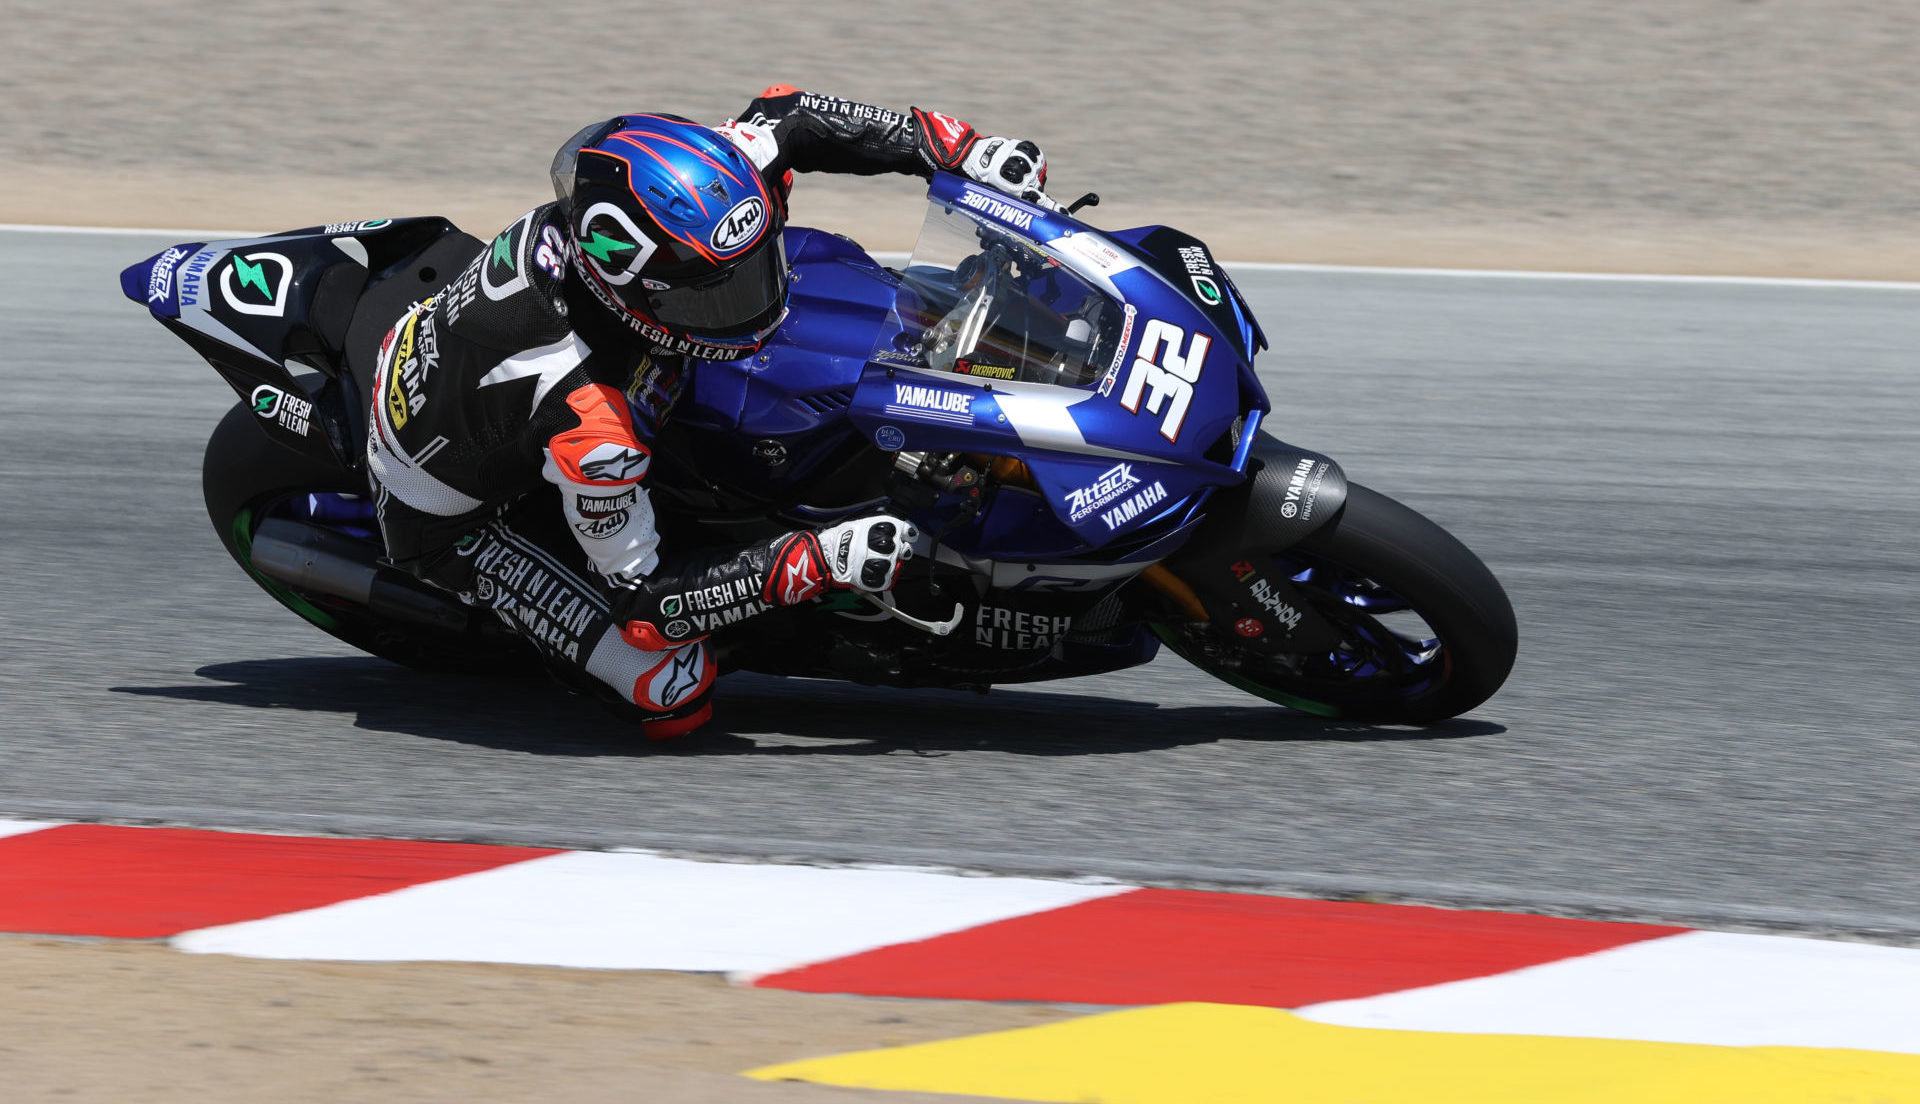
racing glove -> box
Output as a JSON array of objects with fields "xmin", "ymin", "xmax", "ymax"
[
  {"xmin": 964, "ymin": 137, "xmax": 1049, "ymax": 203},
  {"xmin": 817, "ymin": 514, "xmax": 919, "ymax": 593}
]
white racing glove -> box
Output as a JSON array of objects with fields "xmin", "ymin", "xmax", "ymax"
[
  {"xmin": 964, "ymin": 137, "xmax": 1050, "ymax": 205},
  {"xmin": 817, "ymin": 514, "xmax": 919, "ymax": 593}
]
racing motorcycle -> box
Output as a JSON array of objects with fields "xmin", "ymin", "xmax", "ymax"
[{"xmin": 120, "ymin": 173, "xmax": 1516, "ymax": 723}]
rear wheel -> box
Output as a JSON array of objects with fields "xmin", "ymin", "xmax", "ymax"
[
  {"xmin": 202, "ymin": 401, "xmax": 530, "ymax": 673},
  {"xmin": 1154, "ymin": 483, "xmax": 1517, "ymax": 722}
]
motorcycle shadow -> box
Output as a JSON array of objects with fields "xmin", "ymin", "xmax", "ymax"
[{"xmin": 114, "ymin": 656, "xmax": 1502, "ymax": 758}]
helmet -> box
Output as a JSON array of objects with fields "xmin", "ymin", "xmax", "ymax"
[{"xmin": 552, "ymin": 114, "xmax": 788, "ymax": 360}]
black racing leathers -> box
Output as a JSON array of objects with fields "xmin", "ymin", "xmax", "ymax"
[{"xmin": 365, "ymin": 88, "xmax": 983, "ymax": 723}]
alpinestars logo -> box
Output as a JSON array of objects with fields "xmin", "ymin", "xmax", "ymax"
[
  {"xmin": 769, "ymin": 534, "xmax": 828, "ymax": 605},
  {"xmin": 220, "ymin": 251, "xmax": 294, "ymax": 317},
  {"xmin": 578, "ymin": 444, "xmax": 649, "ymax": 482},
  {"xmin": 650, "ymin": 646, "xmax": 706, "ymax": 709}
]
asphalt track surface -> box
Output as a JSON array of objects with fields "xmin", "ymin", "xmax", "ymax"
[{"xmin": 4, "ymin": 230, "xmax": 1916, "ymax": 939}]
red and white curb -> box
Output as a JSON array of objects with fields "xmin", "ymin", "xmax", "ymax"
[{"xmin": 3, "ymin": 817, "xmax": 1917, "ymax": 1056}]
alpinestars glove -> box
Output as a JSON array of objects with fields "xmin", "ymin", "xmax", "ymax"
[
  {"xmin": 964, "ymin": 136, "xmax": 1048, "ymax": 203},
  {"xmin": 817, "ymin": 515, "xmax": 919, "ymax": 592}
]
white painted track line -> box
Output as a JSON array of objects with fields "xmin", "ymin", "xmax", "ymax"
[
  {"xmin": 13, "ymin": 224, "xmax": 1918, "ymax": 290},
  {"xmin": 173, "ymin": 850, "xmax": 1129, "ymax": 973},
  {"xmin": 1298, "ymin": 930, "xmax": 1920, "ymax": 1054}
]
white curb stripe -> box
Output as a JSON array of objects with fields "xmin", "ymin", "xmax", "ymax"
[
  {"xmin": 1297, "ymin": 929, "xmax": 1920, "ymax": 1054},
  {"xmin": 172, "ymin": 849, "xmax": 1130, "ymax": 974},
  {"xmin": 0, "ymin": 818, "xmax": 64, "ymax": 840}
]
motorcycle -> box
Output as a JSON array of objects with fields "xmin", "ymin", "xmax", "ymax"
[{"xmin": 120, "ymin": 172, "xmax": 1516, "ymax": 723}]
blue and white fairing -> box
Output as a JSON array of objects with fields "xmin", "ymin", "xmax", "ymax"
[{"xmin": 843, "ymin": 173, "xmax": 1268, "ymax": 557}]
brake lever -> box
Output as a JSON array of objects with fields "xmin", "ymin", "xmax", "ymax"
[{"xmin": 860, "ymin": 590, "xmax": 965, "ymax": 637}]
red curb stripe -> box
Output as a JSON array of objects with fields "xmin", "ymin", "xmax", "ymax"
[
  {"xmin": 755, "ymin": 888, "xmax": 1691, "ymax": 1007},
  {"xmin": 0, "ymin": 825, "xmax": 560, "ymax": 938}
]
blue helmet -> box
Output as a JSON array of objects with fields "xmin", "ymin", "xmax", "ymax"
[{"xmin": 552, "ymin": 114, "xmax": 787, "ymax": 360}]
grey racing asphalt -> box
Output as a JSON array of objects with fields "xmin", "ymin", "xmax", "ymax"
[{"xmin": 3, "ymin": 230, "xmax": 1916, "ymax": 938}]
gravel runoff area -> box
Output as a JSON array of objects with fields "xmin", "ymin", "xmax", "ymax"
[{"xmin": 4, "ymin": 0, "xmax": 1916, "ymax": 276}]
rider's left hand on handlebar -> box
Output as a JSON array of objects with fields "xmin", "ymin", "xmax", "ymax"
[{"xmin": 964, "ymin": 137, "xmax": 1050, "ymax": 206}]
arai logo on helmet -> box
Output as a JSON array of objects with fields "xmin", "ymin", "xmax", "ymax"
[{"xmin": 710, "ymin": 196, "xmax": 766, "ymax": 252}]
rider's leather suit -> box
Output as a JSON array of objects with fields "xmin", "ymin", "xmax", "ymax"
[{"xmin": 365, "ymin": 88, "xmax": 994, "ymax": 737}]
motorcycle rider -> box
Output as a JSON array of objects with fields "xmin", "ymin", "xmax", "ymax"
[{"xmin": 365, "ymin": 86, "xmax": 1052, "ymax": 739}]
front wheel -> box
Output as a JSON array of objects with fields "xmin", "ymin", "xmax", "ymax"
[{"xmin": 1154, "ymin": 483, "xmax": 1517, "ymax": 722}]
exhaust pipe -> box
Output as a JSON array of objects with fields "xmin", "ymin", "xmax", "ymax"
[{"xmin": 251, "ymin": 518, "xmax": 472, "ymax": 633}]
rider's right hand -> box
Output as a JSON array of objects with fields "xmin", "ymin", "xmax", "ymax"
[{"xmin": 817, "ymin": 514, "xmax": 919, "ymax": 593}]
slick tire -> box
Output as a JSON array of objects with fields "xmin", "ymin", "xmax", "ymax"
[{"xmin": 1158, "ymin": 482, "xmax": 1517, "ymax": 723}]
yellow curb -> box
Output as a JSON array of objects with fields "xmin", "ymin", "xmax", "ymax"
[{"xmin": 746, "ymin": 1002, "xmax": 1920, "ymax": 1103}]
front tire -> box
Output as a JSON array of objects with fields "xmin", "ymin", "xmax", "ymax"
[{"xmin": 1155, "ymin": 483, "xmax": 1517, "ymax": 722}]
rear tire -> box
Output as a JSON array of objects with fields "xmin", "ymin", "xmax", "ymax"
[
  {"xmin": 202, "ymin": 401, "xmax": 529, "ymax": 673},
  {"xmin": 1155, "ymin": 483, "xmax": 1517, "ymax": 722}
]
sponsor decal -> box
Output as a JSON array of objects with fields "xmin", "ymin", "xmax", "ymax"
[
  {"xmin": 323, "ymin": 219, "xmax": 393, "ymax": 234},
  {"xmin": 682, "ymin": 601, "xmax": 770, "ymax": 634},
  {"xmin": 973, "ymin": 605, "xmax": 1073, "ymax": 651},
  {"xmin": 1248, "ymin": 577, "xmax": 1304, "ymax": 632},
  {"xmin": 771, "ymin": 534, "xmax": 827, "ymax": 605},
  {"xmin": 874, "ymin": 348, "xmax": 924, "ymax": 365},
  {"xmin": 953, "ymin": 359, "xmax": 1017, "ymax": 381},
  {"xmin": 177, "ymin": 248, "xmax": 217, "ymax": 307},
  {"xmin": 1098, "ymin": 480, "xmax": 1169, "ymax": 532},
  {"xmin": 382, "ymin": 301, "xmax": 437, "ymax": 430},
  {"xmin": 249, "ymin": 383, "xmax": 313, "ymax": 437},
  {"xmin": 572, "ymin": 258, "xmax": 761, "ymax": 360},
  {"xmin": 1234, "ymin": 617, "xmax": 1265, "ymax": 638},
  {"xmin": 664, "ymin": 618, "xmax": 693, "ymax": 640},
  {"xmin": 710, "ymin": 196, "xmax": 767, "ymax": 253},
  {"xmin": 956, "ymin": 189, "xmax": 1035, "ymax": 231},
  {"xmin": 875, "ymin": 425, "xmax": 906, "ymax": 451},
  {"xmin": 1178, "ymin": 244, "xmax": 1222, "ymax": 305},
  {"xmin": 577, "ymin": 443, "xmax": 649, "ymax": 482},
  {"xmin": 470, "ymin": 541, "xmax": 603, "ymax": 662},
  {"xmin": 146, "ymin": 246, "xmax": 189, "ymax": 305},
  {"xmin": 1097, "ymin": 303, "xmax": 1137, "ymax": 397},
  {"xmin": 1279, "ymin": 458, "xmax": 1329, "ymax": 519},
  {"xmin": 534, "ymin": 224, "xmax": 569, "ymax": 281},
  {"xmin": 659, "ymin": 595, "xmax": 682, "ymax": 618},
  {"xmin": 884, "ymin": 382, "xmax": 974, "ymax": 425},
  {"xmin": 440, "ymin": 254, "xmax": 482, "ymax": 324},
  {"xmin": 1229, "ymin": 559, "xmax": 1258, "ymax": 582},
  {"xmin": 576, "ymin": 201, "xmax": 659, "ymax": 287},
  {"xmin": 651, "ymin": 646, "xmax": 707, "ymax": 708},
  {"xmin": 574, "ymin": 487, "xmax": 637, "ymax": 539},
  {"xmin": 1063, "ymin": 462, "xmax": 1143, "ymax": 523},
  {"xmin": 482, "ymin": 213, "xmax": 533, "ymax": 301},
  {"xmin": 800, "ymin": 93, "xmax": 906, "ymax": 128},
  {"xmin": 219, "ymin": 250, "xmax": 293, "ymax": 317},
  {"xmin": 1057, "ymin": 233, "xmax": 1126, "ymax": 273},
  {"xmin": 1119, "ymin": 319, "xmax": 1210, "ymax": 443}
]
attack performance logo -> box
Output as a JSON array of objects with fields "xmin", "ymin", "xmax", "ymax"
[{"xmin": 219, "ymin": 251, "xmax": 294, "ymax": 317}]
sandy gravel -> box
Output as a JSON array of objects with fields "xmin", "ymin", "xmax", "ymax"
[
  {"xmin": 2, "ymin": 938, "xmax": 1067, "ymax": 1102},
  {"xmin": 5, "ymin": 0, "xmax": 1916, "ymax": 276}
]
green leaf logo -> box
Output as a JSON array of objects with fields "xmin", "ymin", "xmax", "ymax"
[{"xmin": 234, "ymin": 255, "xmax": 272, "ymax": 298}]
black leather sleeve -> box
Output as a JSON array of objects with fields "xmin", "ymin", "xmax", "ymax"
[
  {"xmin": 613, "ymin": 530, "xmax": 828, "ymax": 646},
  {"xmin": 735, "ymin": 86, "xmax": 977, "ymax": 179}
]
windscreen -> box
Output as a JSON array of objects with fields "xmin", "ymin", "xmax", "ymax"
[{"xmin": 877, "ymin": 200, "xmax": 1123, "ymax": 388}]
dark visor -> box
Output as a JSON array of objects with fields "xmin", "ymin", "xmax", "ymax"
[{"xmin": 646, "ymin": 236, "xmax": 789, "ymax": 338}]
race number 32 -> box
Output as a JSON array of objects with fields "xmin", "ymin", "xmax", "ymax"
[{"xmin": 1120, "ymin": 320, "xmax": 1210, "ymax": 442}]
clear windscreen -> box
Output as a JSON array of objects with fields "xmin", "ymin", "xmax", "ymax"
[{"xmin": 877, "ymin": 200, "xmax": 1123, "ymax": 387}]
